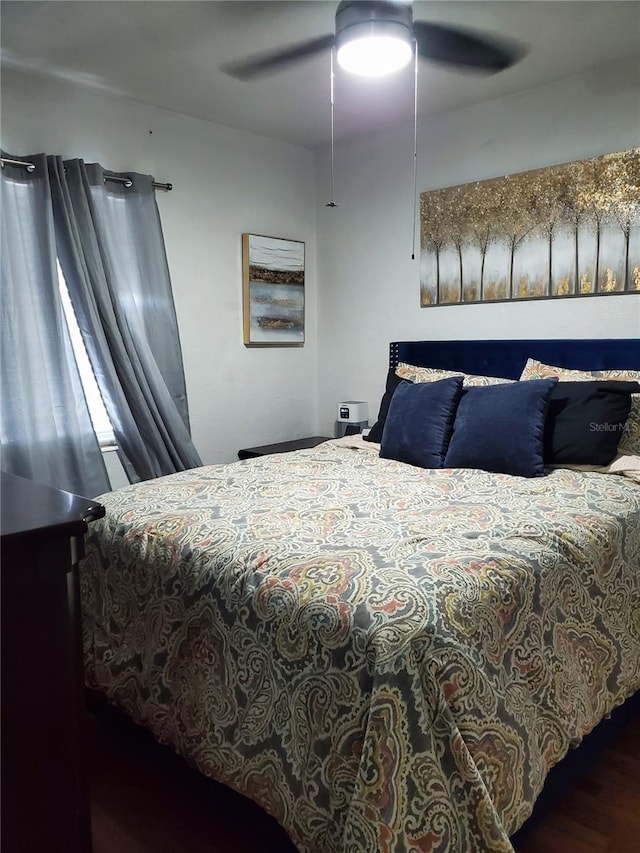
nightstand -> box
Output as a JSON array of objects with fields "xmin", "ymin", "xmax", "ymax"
[{"xmin": 238, "ymin": 435, "xmax": 331, "ymax": 460}]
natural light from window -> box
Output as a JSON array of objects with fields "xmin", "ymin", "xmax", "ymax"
[{"xmin": 57, "ymin": 263, "xmax": 116, "ymax": 448}]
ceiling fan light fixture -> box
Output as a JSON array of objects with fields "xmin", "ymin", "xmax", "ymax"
[
  {"xmin": 223, "ymin": 0, "xmax": 525, "ymax": 82},
  {"xmin": 336, "ymin": 32, "xmax": 412, "ymax": 76},
  {"xmin": 334, "ymin": 2, "xmax": 414, "ymax": 77}
]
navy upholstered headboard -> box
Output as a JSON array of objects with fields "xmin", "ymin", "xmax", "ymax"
[{"xmin": 389, "ymin": 339, "xmax": 640, "ymax": 379}]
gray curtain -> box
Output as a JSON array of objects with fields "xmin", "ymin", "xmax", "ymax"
[
  {"xmin": 49, "ymin": 157, "xmax": 202, "ymax": 482},
  {"xmin": 0, "ymin": 152, "xmax": 110, "ymax": 497}
]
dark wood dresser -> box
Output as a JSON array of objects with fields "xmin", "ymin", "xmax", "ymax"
[{"xmin": 1, "ymin": 472, "xmax": 105, "ymax": 853}]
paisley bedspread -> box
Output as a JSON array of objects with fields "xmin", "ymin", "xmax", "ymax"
[{"xmin": 80, "ymin": 438, "xmax": 640, "ymax": 852}]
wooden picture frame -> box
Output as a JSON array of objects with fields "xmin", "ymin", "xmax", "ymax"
[{"xmin": 242, "ymin": 233, "xmax": 305, "ymax": 347}]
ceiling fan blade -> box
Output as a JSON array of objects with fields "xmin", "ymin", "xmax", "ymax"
[
  {"xmin": 413, "ymin": 21, "xmax": 526, "ymax": 73},
  {"xmin": 222, "ymin": 34, "xmax": 336, "ymax": 80}
]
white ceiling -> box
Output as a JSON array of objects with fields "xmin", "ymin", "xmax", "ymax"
[{"xmin": 1, "ymin": 1, "xmax": 639, "ymax": 149}]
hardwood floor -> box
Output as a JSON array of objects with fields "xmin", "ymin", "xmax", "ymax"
[
  {"xmin": 515, "ymin": 713, "xmax": 640, "ymax": 853},
  {"xmin": 88, "ymin": 708, "xmax": 640, "ymax": 853}
]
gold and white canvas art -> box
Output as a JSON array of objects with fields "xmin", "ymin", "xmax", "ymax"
[
  {"xmin": 242, "ymin": 233, "xmax": 305, "ymax": 346},
  {"xmin": 420, "ymin": 149, "xmax": 640, "ymax": 306}
]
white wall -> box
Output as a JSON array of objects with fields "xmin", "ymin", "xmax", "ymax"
[
  {"xmin": 315, "ymin": 58, "xmax": 640, "ymax": 436},
  {"xmin": 1, "ymin": 67, "xmax": 319, "ymax": 489},
  {"xmin": 3, "ymin": 59, "xmax": 640, "ymax": 484}
]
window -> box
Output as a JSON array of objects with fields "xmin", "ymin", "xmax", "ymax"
[{"xmin": 57, "ymin": 263, "xmax": 116, "ymax": 448}]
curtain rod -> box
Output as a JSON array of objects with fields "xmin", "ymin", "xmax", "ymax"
[{"xmin": 0, "ymin": 157, "xmax": 173, "ymax": 191}]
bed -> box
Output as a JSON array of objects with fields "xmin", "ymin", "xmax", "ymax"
[{"xmin": 80, "ymin": 338, "xmax": 640, "ymax": 853}]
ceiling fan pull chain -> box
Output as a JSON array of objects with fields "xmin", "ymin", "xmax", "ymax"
[
  {"xmin": 326, "ymin": 47, "xmax": 339, "ymax": 208},
  {"xmin": 411, "ymin": 39, "xmax": 418, "ymax": 260}
]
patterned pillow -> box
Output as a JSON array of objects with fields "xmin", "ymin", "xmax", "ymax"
[
  {"xmin": 395, "ymin": 363, "xmax": 515, "ymax": 387},
  {"xmin": 520, "ymin": 358, "xmax": 640, "ymax": 456}
]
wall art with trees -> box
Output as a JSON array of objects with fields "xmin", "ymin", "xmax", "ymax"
[{"xmin": 419, "ymin": 149, "xmax": 640, "ymax": 307}]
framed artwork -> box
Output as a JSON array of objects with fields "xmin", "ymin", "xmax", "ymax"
[
  {"xmin": 419, "ymin": 148, "xmax": 640, "ymax": 307},
  {"xmin": 242, "ymin": 233, "xmax": 305, "ymax": 346}
]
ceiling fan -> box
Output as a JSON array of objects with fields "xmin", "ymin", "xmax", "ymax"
[{"xmin": 222, "ymin": 0, "xmax": 526, "ymax": 80}]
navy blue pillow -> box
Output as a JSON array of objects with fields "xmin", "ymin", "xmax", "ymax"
[
  {"xmin": 380, "ymin": 376, "xmax": 464, "ymax": 468},
  {"xmin": 444, "ymin": 378, "xmax": 558, "ymax": 477}
]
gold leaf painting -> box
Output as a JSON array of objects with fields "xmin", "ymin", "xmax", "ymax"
[{"xmin": 420, "ymin": 149, "xmax": 640, "ymax": 306}]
